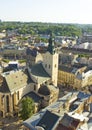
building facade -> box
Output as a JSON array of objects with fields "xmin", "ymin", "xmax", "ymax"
[
  {"xmin": 0, "ymin": 34, "xmax": 59, "ymax": 117},
  {"xmin": 42, "ymin": 34, "xmax": 58, "ymax": 86},
  {"xmin": 0, "ymin": 70, "xmax": 34, "ymax": 117},
  {"xmin": 58, "ymin": 64, "xmax": 92, "ymax": 89}
]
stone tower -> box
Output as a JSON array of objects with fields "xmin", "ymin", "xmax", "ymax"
[{"xmin": 42, "ymin": 33, "xmax": 58, "ymax": 86}]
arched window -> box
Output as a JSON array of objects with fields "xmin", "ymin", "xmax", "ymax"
[
  {"xmin": 12, "ymin": 94, "xmax": 14, "ymax": 110},
  {"xmin": 17, "ymin": 91, "xmax": 19, "ymax": 100},
  {"xmin": 1, "ymin": 95, "xmax": 4, "ymax": 105},
  {"xmin": 49, "ymin": 65, "xmax": 50, "ymax": 69},
  {"xmin": 6, "ymin": 95, "xmax": 9, "ymax": 112}
]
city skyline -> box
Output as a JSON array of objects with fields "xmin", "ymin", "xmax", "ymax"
[{"xmin": 0, "ymin": 0, "xmax": 92, "ymax": 24}]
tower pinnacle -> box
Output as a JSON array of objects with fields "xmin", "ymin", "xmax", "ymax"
[{"xmin": 47, "ymin": 33, "xmax": 55, "ymax": 55}]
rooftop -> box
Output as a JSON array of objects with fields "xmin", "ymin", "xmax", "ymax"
[
  {"xmin": 59, "ymin": 65, "xmax": 73, "ymax": 73},
  {"xmin": 30, "ymin": 63, "xmax": 50, "ymax": 84},
  {"xmin": 23, "ymin": 91, "xmax": 43, "ymax": 103},
  {"xmin": 38, "ymin": 84, "xmax": 58, "ymax": 96},
  {"xmin": 1, "ymin": 69, "xmax": 33, "ymax": 93},
  {"xmin": 56, "ymin": 113, "xmax": 80, "ymax": 130},
  {"xmin": 23, "ymin": 91, "xmax": 92, "ymax": 130},
  {"xmin": 36, "ymin": 110, "xmax": 60, "ymax": 130}
]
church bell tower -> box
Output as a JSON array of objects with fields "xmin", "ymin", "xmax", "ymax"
[{"xmin": 42, "ymin": 33, "xmax": 58, "ymax": 86}]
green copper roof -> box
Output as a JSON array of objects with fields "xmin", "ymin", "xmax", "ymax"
[{"xmin": 47, "ymin": 33, "xmax": 55, "ymax": 55}]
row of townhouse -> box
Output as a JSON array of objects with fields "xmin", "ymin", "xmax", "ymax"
[{"xmin": 58, "ymin": 64, "xmax": 92, "ymax": 89}]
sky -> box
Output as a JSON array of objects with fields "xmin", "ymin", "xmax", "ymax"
[{"xmin": 0, "ymin": 0, "xmax": 92, "ymax": 24}]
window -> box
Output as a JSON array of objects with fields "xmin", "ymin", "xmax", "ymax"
[
  {"xmin": 12, "ymin": 94, "xmax": 14, "ymax": 110},
  {"xmin": 17, "ymin": 91, "xmax": 19, "ymax": 100},
  {"xmin": 6, "ymin": 95, "xmax": 9, "ymax": 112},
  {"xmin": 55, "ymin": 64, "xmax": 56, "ymax": 68},
  {"xmin": 49, "ymin": 65, "xmax": 50, "ymax": 69},
  {"xmin": 34, "ymin": 85, "xmax": 36, "ymax": 91},
  {"xmin": 1, "ymin": 95, "xmax": 4, "ymax": 105},
  {"xmin": 45, "ymin": 64, "xmax": 47, "ymax": 68}
]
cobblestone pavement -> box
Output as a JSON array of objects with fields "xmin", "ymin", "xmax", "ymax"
[{"xmin": 0, "ymin": 117, "xmax": 23, "ymax": 130}]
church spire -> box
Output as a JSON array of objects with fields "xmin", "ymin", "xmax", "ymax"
[{"xmin": 47, "ymin": 33, "xmax": 55, "ymax": 55}]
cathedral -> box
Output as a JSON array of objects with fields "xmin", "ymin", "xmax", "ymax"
[{"xmin": 0, "ymin": 34, "xmax": 59, "ymax": 117}]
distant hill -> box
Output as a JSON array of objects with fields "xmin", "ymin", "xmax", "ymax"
[{"xmin": 0, "ymin": 21, "xmax": 92, "ymax": 37}]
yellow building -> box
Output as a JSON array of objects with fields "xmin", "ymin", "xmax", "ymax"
[
  {"xmin": 58, "ymin": 64, "xmax": 87, "ymax": 89},
  {"xmin": 58, "ymin": 65, "xmax": 75, "ymax": 87}
]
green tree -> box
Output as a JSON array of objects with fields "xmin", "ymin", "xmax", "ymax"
[{"xmin": 19, "ymin": 97, "xmax": 35, "ymax": 120}]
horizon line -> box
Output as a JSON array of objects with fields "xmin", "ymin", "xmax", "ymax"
[{"xmin": 1, "ymin": 20, "xmax": 92, "ymax": 25}]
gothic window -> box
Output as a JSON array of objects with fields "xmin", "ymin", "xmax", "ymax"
[
  {"xmin": 1, "ymin": 95, "xmax": 4, "ymax": 105},
  {"xmin": 6, "ymin": 95, "xmax": 9, "ymax": 112},
  {"xmin": 12, "ymin": 94, "xmax": 14, "ymax": 110},
  {"xmin": 17, "ymin": 91, "xmax": 19, "ymax": 100}
]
